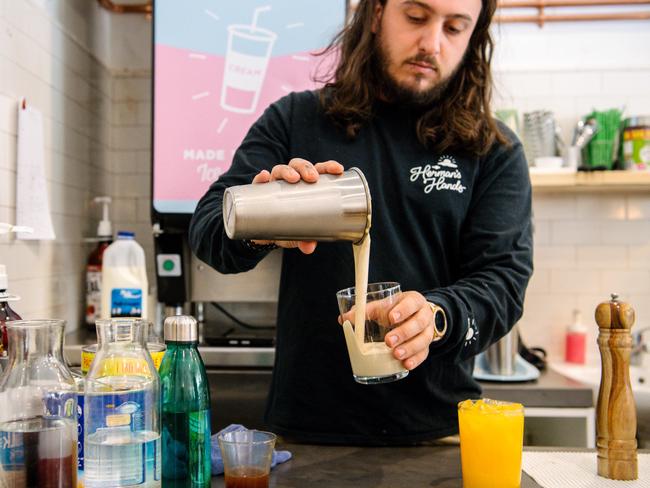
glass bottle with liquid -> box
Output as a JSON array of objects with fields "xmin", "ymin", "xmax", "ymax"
[
  {"xmin": 0, "ymin": 319, "xmax": 78, "ymax": 488},
  {"xmin": 160, "ymin": 315, "xmax": 211, "ymax": 487},
  {"xmin": 84, "ymin": 318, "xmax": 161, "ymax": 487}
]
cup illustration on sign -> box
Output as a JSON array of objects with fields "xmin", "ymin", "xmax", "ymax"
[{"xmin": 221, "ymin": 6, "xmax": 277, "ymax": 114}]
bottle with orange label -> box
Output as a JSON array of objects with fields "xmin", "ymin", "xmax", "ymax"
[
  {"xmin": 458, "ymin": 398, "xmax": 524, "ymax": 488},
  {"xmin": 83, "ymin": 318, "xmax": 161, "ymax": 487}
]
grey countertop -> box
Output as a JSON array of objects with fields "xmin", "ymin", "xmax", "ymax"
[
  {"xmin": 209, "ymin": 441, "xmax": 544, "ymax": 487},
  {"xmin": 481, "ymin": 369, "xmax": 593, "ymax": 408}
]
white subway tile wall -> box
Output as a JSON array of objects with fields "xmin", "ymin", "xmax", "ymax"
[
  {"xmin": 0, "ymin": 0, "xmax": 111, "ymax": 328},
  {"xmin": 1, "ymin": 2, "xmax": 649, "ymax": 367},
  {"xmin": 522, "ymin": 191, "xmax": 650, "ymax": 362},
  {"xmin": 108, "ymin": 72, "xmax": 154, "ymax": 287}
]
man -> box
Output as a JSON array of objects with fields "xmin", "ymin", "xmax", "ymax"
[{"xmin": 190, "ymin": 0, "xmax": 532, "ymax": 445}]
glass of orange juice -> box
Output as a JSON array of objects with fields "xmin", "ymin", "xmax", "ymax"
[{"xmin": 458, "ymin": 398, "xmax": 524, "ymax": 488}]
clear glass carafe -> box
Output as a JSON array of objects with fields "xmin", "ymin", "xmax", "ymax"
[
  {"xmin": 0, "ymin": 319, "xmax": 78, "ymax": 488},
  {"xmin": 84, "ymin": 318, "xmax": 161, "ymax": 487}
]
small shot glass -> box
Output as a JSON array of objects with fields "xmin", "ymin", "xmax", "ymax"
[{"xmin": 218, "ymin": 429, "xmax": 277, "ymax": 488}]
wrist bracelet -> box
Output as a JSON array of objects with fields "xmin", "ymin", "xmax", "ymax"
[
  {"xmin": 242, "ymin": 240, "xmax": 278, "ymax": 252},
  {"xmin": 428, "ymin": 302, "xmax": 447, "ymax": 342}
]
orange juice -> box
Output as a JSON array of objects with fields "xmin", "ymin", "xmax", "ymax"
[{"xmin": 458, "ymin": 398, "xmax": 524, "ymax": 488}]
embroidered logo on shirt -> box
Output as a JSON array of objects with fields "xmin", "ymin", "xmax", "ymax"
[
  {"xmin": 409, "ymin": 155, "xmax": 466, "ymax": 194},
  {"xmin": 464, "ymin": 317, "xmax": 478, "ymax": 348}
]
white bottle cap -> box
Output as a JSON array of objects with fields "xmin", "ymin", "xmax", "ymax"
[
  {"xmin": 568, "ymin": 309, "xmax": 587, "ymax": 333},
  {"xmin": 0, "ymin": 264, "xmax": 7, "ymax": 290}
]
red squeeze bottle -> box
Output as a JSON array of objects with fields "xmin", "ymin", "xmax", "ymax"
[{"xmin": 565, "ymin": 310, "xmax": 587, "ymax": 364}]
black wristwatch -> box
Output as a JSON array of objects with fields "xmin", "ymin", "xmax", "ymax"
[{"xmin": 242, "ymin": 239, "xmax": 278, "ymax": 252}]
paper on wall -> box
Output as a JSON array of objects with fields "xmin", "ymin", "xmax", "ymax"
[{"xmin": 15, "ymin": 98, "xmax": 56, "ymax": 240}]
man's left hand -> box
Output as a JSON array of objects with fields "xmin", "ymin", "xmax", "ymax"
[{"xmin": 384, "ymin": 291, "xmax": 436, "ymax": 370}]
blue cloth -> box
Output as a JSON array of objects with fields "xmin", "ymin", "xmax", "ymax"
[{"xmin": 210, "ymin": 424, "xmax": 292, "ymax": 476}]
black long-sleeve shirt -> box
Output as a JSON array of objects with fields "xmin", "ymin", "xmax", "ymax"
[{"xmin": 189, "ymin": 90, "xmax": 533, "ymax": 445}]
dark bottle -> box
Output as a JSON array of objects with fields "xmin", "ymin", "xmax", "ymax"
[
  {"xmin": 85, "ymin": 196, "xmax": 113, "ymax": 329},
  {"xmin": 0, "ymin": 264, "xmax": 22, "ymax": 356},
  {"xmin": 85, "ymin": 238, "xmax": 111, "ymax": 329},
  {"xmin": 160, "ymin": 315, "xmax": 211, "ymax": 487}
]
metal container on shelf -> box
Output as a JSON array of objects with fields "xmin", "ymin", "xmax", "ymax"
[{"xmin": 621, "ymin": 116, "xmax": 650, "ymax": 171}]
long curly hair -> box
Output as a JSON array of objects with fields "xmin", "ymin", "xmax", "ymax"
[{"xmin": 318, "ymin": 0, "xmax": 507, "ymax": 155}]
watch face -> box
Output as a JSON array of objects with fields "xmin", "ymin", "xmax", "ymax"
[{"xmin": 430, "ymin": 303, "xmax": 447, "ymax": 341}]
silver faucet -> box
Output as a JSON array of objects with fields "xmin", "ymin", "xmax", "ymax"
[{"xmin": 631, "ymin": 326, "xmax": 650, "ymax": 367}]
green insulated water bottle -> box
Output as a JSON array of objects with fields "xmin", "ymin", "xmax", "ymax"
[{"xmin": 160, "ymin": 315, "xmax": 211, "ymax": 487}]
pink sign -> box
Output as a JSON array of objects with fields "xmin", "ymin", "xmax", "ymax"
[{"xmin": 153, "ymin": 3, "xmax": 343, "ymax": 214}]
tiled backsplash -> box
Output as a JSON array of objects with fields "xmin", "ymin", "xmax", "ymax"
[
  {"xmin": 0, "ymin": 0, "xmax": 111, "ymax": 324},
  {"xmin": 1, "ymin": 2, "xmax": 648, "ymax": 368},
  {"xmin": 522, "ymin": 193, "xmax": 650, "ymax": 363},
  {"xmin": 109, "ymin": 72, "xmax": 155, "ymax": 286},
  {"xmin": 493, "ymin": 68, "xmax": 650, "ymax": 150}
]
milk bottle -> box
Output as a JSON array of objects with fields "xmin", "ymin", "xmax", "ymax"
[{"xmin": 100, "ymin": 231, "xmax": 148, "ymax": 320}]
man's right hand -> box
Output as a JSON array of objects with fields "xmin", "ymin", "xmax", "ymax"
[{"xmin": 250, "ymin": 158, "xmax": 344, "ymax": 254}]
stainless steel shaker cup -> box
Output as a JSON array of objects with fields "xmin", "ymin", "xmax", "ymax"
[{"xmin": 223, "ymin": 167, "xmax": 371, "ymax": 243}]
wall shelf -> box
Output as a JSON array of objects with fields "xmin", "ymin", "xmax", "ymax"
[
  {"xmin": 496, "ymin": 0, "xmax": 650, "ymax": 25},
  {"xmin": 531, "ymin": 170, "xmax": 650, "ymax": 191}
]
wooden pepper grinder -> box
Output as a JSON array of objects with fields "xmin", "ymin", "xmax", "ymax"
[{"xmin": 595, "ymin": 293, "xmax": 637, "ymax": 480}]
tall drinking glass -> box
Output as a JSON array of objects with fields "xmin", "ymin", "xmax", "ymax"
[
  {"xmin": 336, "ymin": 282, "xmax": 408, "ymax": 384},
  {"xmin": 458, "ymin": 398, "xmax": 524, "ymax": 488}
]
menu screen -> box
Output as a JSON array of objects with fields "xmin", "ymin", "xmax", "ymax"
[{"xmin": 153, "ymin": 0, "xmax": 346, "ymax": 215}]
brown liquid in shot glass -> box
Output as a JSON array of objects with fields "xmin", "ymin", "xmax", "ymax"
[{"xmin": 224, "ymin": 466, "xmax": 270, "ymax": 488}]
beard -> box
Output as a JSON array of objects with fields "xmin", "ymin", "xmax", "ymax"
[{"xmin": 372, "ymin": 30, "xmax": 456, "ymax": 109}]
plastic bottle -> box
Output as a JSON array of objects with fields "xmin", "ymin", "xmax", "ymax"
[
  {"xmin": 160, "ymin": 315, "xmax": 211, "ymax": 487},
  {"xmin": 84, "ymin": 318, "xmax": 161, "ymax": 487},
  {"xmin": 565, "ymin": 309, "xmax": 587, "ymax": 364},
  {"xmin": 85, "ymin": 197, "xmax": 113, "ymax": 329},
  {"xmin": 100, "ymin": 231, "xmax": 148, "ymax": 320},
  {"xmin": 0, "ymin": 264, "xmax": 22, "ymax": 358}
]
